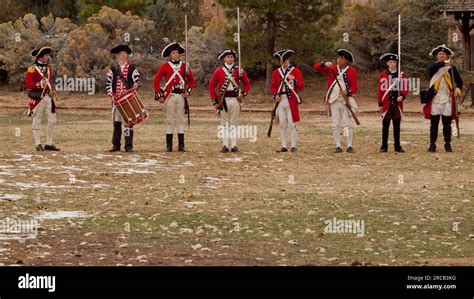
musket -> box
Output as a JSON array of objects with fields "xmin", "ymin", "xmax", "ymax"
[
  {"xmin": 330, "ymin": 67, "xmax": 361, "ymax": 125},
  {"xmin": 397, "ymin": 14, "xmax": 401, "ymax": 102},
  {"xmin": 237, "ymin": 7, "xmax": 243, "ymax": 102},
  {"xmin": 267, "ymin": 80, "xmax": 285, "ymax": 137},
  {"xmin": 450, "ymin": 59, "xmax": 461, "ymax": 138},
  {"xmin": 184, "ymin": 14, "xmax": 190, "ymax": 130}
]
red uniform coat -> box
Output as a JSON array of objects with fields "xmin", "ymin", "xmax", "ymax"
[
  {"xmin": 313, "ymin": 62, "xmax": 358, "ymax": 100},
  {"xmin": 24, "ymin": 63, "xmax": 54, "ymax": 115},
  {"xmin": 270, "ymin": 66, "xmax": 304, "ymax": 123},
  {"xmin": 208, "ymin": 66, "xmax": 251, "ymax": 103},
  {"xmin": 377, "ymin": 70, "xmax": 408, "ymax": 117},
  {"xmin": 153, "ymin": 61, "xmax": 196, "ymax": 101}
]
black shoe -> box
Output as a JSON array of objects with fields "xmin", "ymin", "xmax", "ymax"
[
  {"xmin": 380, "ymin": 147, "xmax": 388, "ymax": 153},
  {"xmin": 444, "ymin": 143, "xmax": 452, "ymax": 152},
  {"xmin": 276, "ymin": 147, "xmax": 288, "ymax": 153},
  {"xmin": 290, "ymin": 147, "xmax": 297, "ymax": 153},
  {"xmin": 44, "ymin": 144, "xmax": 60, "ymax": 151},
  {"xmin": 231, "ymin": 146, "xmax": 239, "ymax": 153},
  {"xmin": 109, "ymin": 147, "xmax": 120, "ymax": 152},
  {"xmin": 35, "ymin": 144, "xmax": 44, "ymax": 151},
  {"xmin": 125, "ymin": 147, "xmax": 133, "ymax": 152},
  {"xmin": 335, "ymin": 146, "xmax": 342, "ymax": 153},
  {"xmin": 395, "ymin": 147, "xmax": 405, "ymax": 153},
  {"xmin": 220, "ymin": 146, "xmax": 229, "ymax": 153},
  {"xmin": 166, "ymin": 134, "xmax": 173, "ymax": 152},
  {"xmin": 346, "ymin": 146, "xmax": 354, "ymax": 153},
  {"xmin": 178, "ymin": 133, "xmax": 186, "ymax": 152},
  {"xmin": 428, "ymin": 143, "xmax": 436, "ymax": 152}
]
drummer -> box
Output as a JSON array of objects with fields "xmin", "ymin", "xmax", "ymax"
[{"xmin": 105, "ymin": 44, "xmax": 140, "ymax": 152}]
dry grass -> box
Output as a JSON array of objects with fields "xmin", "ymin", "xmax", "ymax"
[{"xmin": 0, "ymin": 82, "xmax": 473, "ymax": 266}]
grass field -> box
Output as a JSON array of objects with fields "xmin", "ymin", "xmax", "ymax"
[{"xmin": 0, "ymin": 94, "xmax": 473, "ymax": 266}]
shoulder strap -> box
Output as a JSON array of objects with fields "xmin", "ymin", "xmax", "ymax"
[
  {"xmin": 222, "ymin": 66, "xmax": 239, "ymax": 87},
  {"xmin": 112, "ymin": 65, "xmax": 131, "ymax": 89}
]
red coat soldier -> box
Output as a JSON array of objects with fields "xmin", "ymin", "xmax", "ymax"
[
  {"xmin": 25, "ymin": 46, "xmax": 60, "ymax": 151},
  {"xmin": 270, "ymin": 49, "xmax": 304, "ymax": 152},
  {"xmin": 209, "ymin": 50, "xmax": 251, "ymax": 153}
]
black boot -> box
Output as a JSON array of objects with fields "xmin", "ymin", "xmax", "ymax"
[
  {"xmin": 428, "ymin": 115, "xmax": 440, "ymax": 152},
  {"xmin": 124, "ymin": 128, "xmax": 134, "ymax": 152},
  {"xmin": 178, "ymin": 133, "xmax": 186, "ymax": 152},
  {"xmin": 381, "ymin": 121, "xmax": 389, "ymax": 152},
  {"xmin": 393, "ymin": 119, "xmax": 404, "ymax": 152},
  {"xmin": 444, "ymin": 143, "xmax": 452, "ymax": 152},
  {"xmin": 110, "ymin": 121, "xmax": 122, "ymax": 152},
  {"xmin": 428, "ymin": 142, "xmax": 436, "ymax": 152},
  {"xmin": 166, "ymin": 134, "xmax": 173, "ymax": 152},
  {"xmin": 441, "ymin": 115, "xmax": 452, "ymax": 145}
]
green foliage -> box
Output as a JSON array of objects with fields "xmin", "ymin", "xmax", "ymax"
[
  {"xmin": 78, "ymin": 0, "xmax": 148, "ymax": 21},
  {"xmin": 337, "ymin": 0, "xmax": 454, "ymax": 75},
  {"xmin": 218, "ymin": 0, "xmax": 344, "ymax": 91},
  {"xmin": 0, "ymin": 0, "xmax": 79, "ymax": 23}
]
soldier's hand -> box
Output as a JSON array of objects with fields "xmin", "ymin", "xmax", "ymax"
[
  {"xmin": 287, "ymin": 74, "xmax": 295, "ymax": 80},
  {"xmin": 325, "ymin": 62, "xmax": 333, "ymax": 68},
  {"xmin": 214, "ymin": 104, "xmax": 220, "ymax": 110},
  {"xmin": 455, "ymin": 87, "xmax": 462, "ymax": 96},
  {"xmin": 341, "ymin": 90, "xmax": 348, "ymax": 96},
  {"xmin": 275, "ymin": 95, "xmax": 281, "ymax": 103},
  {"xmin": 40, "ymin": 78, "xmax": 48, "ymax": 88},
  {"xmin": 397, "ymin": 96, "xmax": 403, "ymax": 102}
]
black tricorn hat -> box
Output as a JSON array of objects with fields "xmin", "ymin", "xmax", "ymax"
[
  {"xmin": 162, "ymin": 42, "xmax": 185, "ymax": 58},
  {"xmin": 273, "ymin": 49, "xmax": 295, "ymax": 62},
  {"xmin": 380, "ymin": 53, "xmax": 398, "ymax": 62},
  {"xmin": 336, "ymin": 48, "xmax": 354, "ymax": 63},
  {"xmin": 31, "ymin": 46, "xmax": 52, "ymax": 58},
  {"xmin": 111, "ymin": 44, "xmax": 132, "ymax": 54},
  {"xmin": 218, "ymin": 49, "xmax": 237, "ymax": 60},
  {"xmin": 430, "ymin": 44, "xmax": 453, "ymax": 57}
]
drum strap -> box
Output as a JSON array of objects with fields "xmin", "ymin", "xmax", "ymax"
[{"xmin": 112, "ymin": 65, "xmax": 132, "ymax": 89}]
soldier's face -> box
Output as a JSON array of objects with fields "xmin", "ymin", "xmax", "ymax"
[
  {"xmin": 118, "ymin": 51, "xmax": 128, "ymax": 63},
  {"xmin": 281, "ymin": 59, "xmax": 290, "ymax": 68},
  {"xmin": 38, "ymin": 54, "xmax": 50, "ymax": 64},
  {"xmin": 386, "ymin": 60, "xmax": 397, "ymax": 70},
  {"xmin": 337, "ymin": 55, "xmax": 348, "ymax": 67},
  {"xmin": 224, "ymin": 55, "xmax": 234, "ymax": 64},
  {"xmin": 170, "ymin": 50, "xmax": 180, "ymax": 60},
  {"xmin": 437, "ymin": 52, "xmax": 448, "ymax": 61}
]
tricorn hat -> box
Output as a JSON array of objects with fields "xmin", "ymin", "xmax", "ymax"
[
  {"xmin": 430, "ymin": 44, "xmax": 453, "ymax": 57},
  {"xmin": 380, "ymin": 53, "xmax": 398, "ymax": 62},
  {"xmin": 336, "ymin": 49, "xmax": 354, "ymax": 63},
  {"xmin": 273, "ymin": 49, "xmax": 295, "ymax": 62},
  {"xmin": 218, "ymin": 49, "xmax": 237, "ymax": 60},
  {"xmin": 162, "ymin": 42, "xmax": 185, "ymax": 58},
  {"xmin": 31, "ymin": 46, "xmax": 52, "ymax": 58},
  {"xmin": 111, "ymin": 44, "xmax": 132, "ymax": 54}
]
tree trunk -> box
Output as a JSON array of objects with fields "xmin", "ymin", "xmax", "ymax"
[{"xmin": 264, "ymin": 10, "xmax": 276, "ymax": 95}]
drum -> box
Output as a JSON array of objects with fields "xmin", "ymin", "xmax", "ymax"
[{"xmin": 113, "ymin": 89, "xmax": 148, "ymax": 128}]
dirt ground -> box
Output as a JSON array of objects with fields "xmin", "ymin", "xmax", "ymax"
[{"xmin": 0, "ymin": 81, "xmax": 473, "ymax": 266}]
